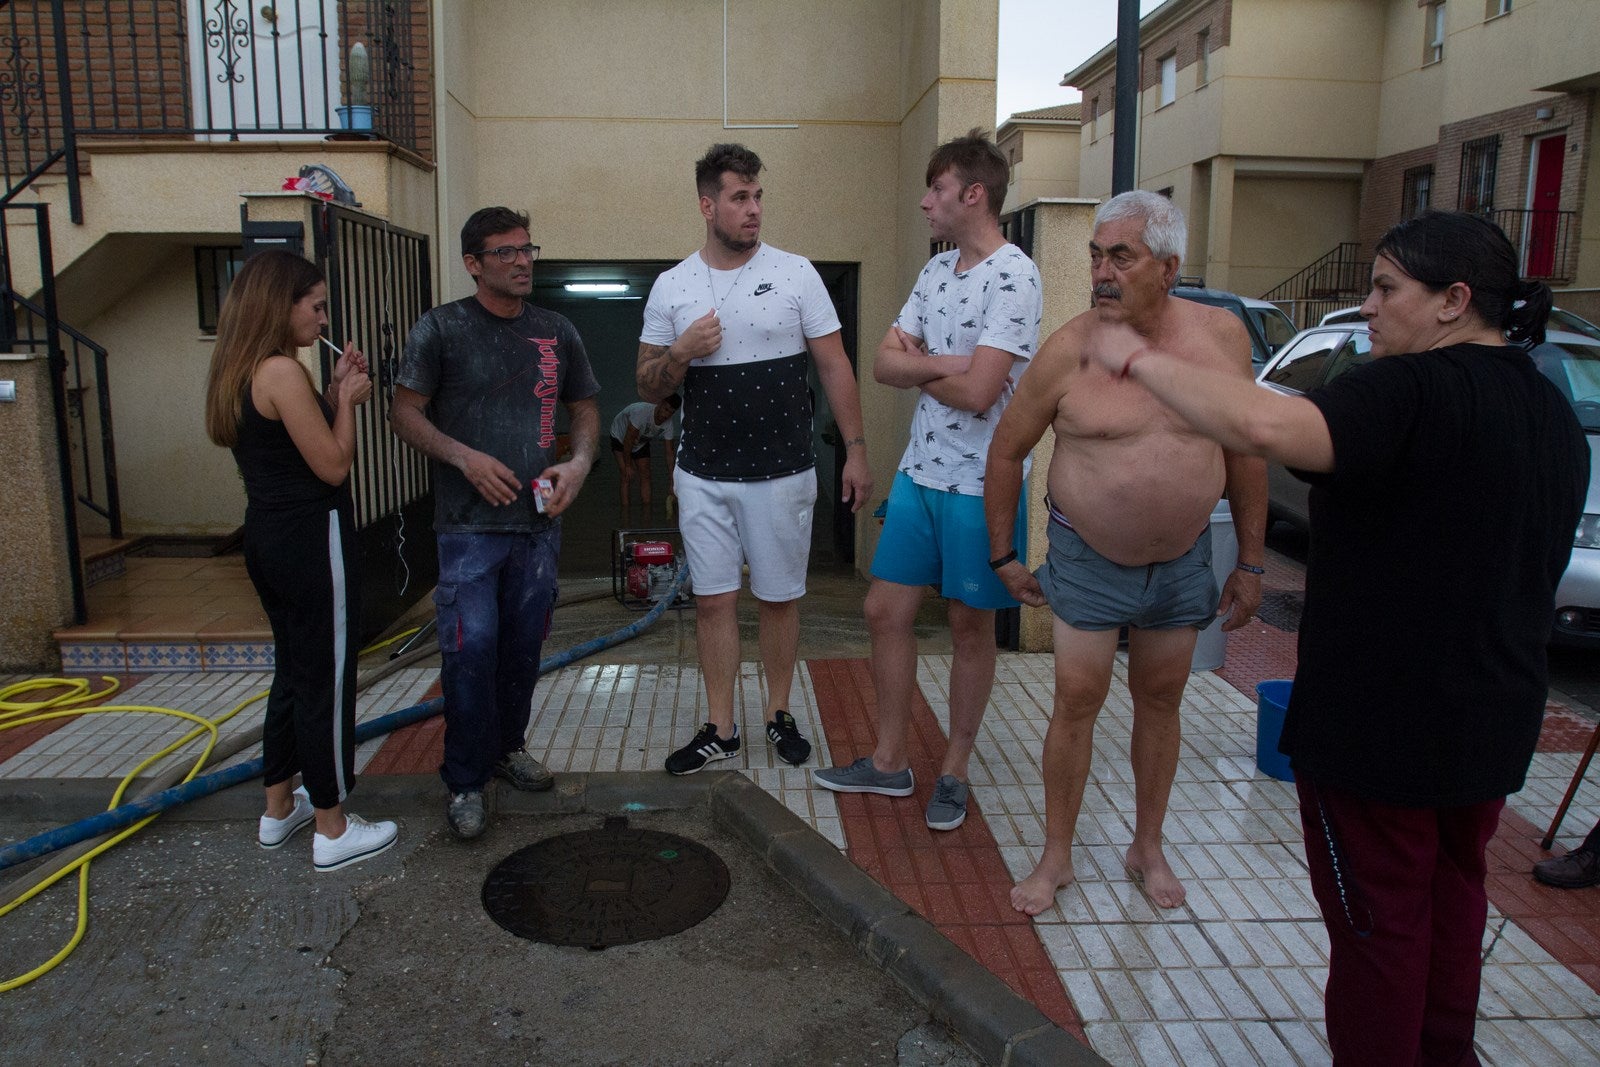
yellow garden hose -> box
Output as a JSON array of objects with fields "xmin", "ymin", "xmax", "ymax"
[
  {"xmin": 0, "ymin": 676, "xmax": 258, "ymax": 991},
  {"xmin": 0, "ymin": 626, "xmax": 420, "ymax": 992}
]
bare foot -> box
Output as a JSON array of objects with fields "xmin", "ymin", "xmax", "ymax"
[
  {"xmin": 1124, "ymin": 842, "xmax": 1186, "ymax": 909},
  {"xmin": 1010, "ymin": 851, "xmax": 1075, "ymax": 916}
]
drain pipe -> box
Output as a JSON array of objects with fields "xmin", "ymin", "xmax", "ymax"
[{"xmin": 0, "ymin": 566, "xmax": 690, "ymax": 873}]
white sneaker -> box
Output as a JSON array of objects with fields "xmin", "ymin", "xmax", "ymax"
[
  {"xmin": 258, "ymin": 787, "xmax": 314, "ymax": 849},
  {"xmin": 313, "ymin": 814, "xmax": 398, "ymax": 872}
]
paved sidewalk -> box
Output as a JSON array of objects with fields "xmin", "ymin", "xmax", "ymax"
[{"xmin": 6, "ymin": 641, "xmax": 1600, "ymax": 1064}]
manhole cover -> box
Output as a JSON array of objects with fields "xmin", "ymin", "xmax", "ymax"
[{"xmin": 481, "ymin": 819, "xmax": 730, "ymax": 949}]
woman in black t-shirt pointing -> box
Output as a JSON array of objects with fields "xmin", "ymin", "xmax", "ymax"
[
  {"xmin": 204, "ymin": 251, "xmax": 398, "ymax": 872},
  {"xmin": 1077, "ymin": 211, "xmax": 1586, "ymax": 1065}
]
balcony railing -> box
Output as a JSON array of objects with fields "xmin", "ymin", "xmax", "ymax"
[
  {"xmin": 0, "ymin": 0, "xmax": 430, "ymax": 221},
  {"xmin": 1485, "ymin": 208, "xmax": 1579, "ymax": 284}
]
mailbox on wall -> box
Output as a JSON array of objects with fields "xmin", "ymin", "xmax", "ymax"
[{"xmin": 241, "ymin": 219, "xmax": 305, "ymax": 260}]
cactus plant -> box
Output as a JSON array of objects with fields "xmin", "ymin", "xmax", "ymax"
[{"xmin": 347, "ymin": 41, "xmax": 370, "ymax": 108}]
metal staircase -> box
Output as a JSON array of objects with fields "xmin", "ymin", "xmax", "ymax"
[{"xmin": 1261, "ymin": 242, "xmax": 1367, "ymax": 329}]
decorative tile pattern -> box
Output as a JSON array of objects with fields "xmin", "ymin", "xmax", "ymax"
[
  {"xmin": 201, "ymin": 642, "xmax": 276, "ymax": 671},
  {"xmin": 58, "ymin": 643, "xmax": 127, "ymax": 672},
  {"xmin": 84, "ymin": 552, "xmax": 126, "ymax": 587},
  {"xmin": 123, "ymin": 642, "xmax": 204, "ymax": 672}
]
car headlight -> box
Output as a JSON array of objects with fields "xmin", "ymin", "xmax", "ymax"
[{"xmin": 1577, "ymin": 514, "xmax": 1600, "ymax": 550}]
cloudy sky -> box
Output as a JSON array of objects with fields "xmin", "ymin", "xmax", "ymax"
[{"xmin": 995, "ymin": 0, "xmax": 1165, "ymax": 124}]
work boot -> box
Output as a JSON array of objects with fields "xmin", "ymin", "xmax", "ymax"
[
  {"xmin": 447, "ymin": 790, "xmax": 487, "ymax": 840},
  {"xmin": 494, "ymin": 747, "xmax": 554, "ymax": 792}
]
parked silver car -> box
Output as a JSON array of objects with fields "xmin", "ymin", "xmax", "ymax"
[
  {"xmin": 1319, "ymin": 303, "xmax": 1600, "ymax": 342},
  {"xmin": 1257, "ymin": 323, "xmax": 1600, "ymax": 647},
  {"xmin": 1173, "ymin": 286, "xmax": 1298, "ymax": 370}
]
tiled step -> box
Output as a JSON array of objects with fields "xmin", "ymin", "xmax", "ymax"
[
  {"xmin": 55, "ymin": 553, "xmax": 274, "ymax": 673},
  {"xmin": 79, "ymin": 535, "xmax": 138, "ymax": 587}
]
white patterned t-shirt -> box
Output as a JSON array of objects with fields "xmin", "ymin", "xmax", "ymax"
[{"xmin": 894, "ymin": 244, "xmax": 1042, "ymax": 496}]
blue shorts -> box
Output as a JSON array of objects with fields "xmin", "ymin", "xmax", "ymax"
[
  {"xmin": 869, "ymin": 472, "xmax": 1023, "ymax": 610},
  {"xmin": 1040, "ymin": 519, "xmax": 1219, "ymax": 631}
]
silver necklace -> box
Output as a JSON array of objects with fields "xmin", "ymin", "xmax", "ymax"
[{"xmin": 705, "ymin": 246, "xmax": 757, "ymax": 313}]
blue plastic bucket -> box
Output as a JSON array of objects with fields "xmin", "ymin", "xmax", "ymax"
[{"xmin": 1253, "ymin": 680, "xmax": 1295, "ymax": 782}]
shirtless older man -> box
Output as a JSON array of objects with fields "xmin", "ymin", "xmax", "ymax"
[{"xmin": 985, "ymin": 191, "xmax": 1266, "ymax": 913}]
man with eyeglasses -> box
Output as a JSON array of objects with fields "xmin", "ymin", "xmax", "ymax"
[
  {"xmin": 638, "ymin": 143, "xmax": 872, "ymax": 776},
  {"xmin": 392, "ymin": 206, "xmax": 600, "ymax": 840}
]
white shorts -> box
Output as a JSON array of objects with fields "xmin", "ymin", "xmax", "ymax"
[{"xmin": 674, "ymin": 466, "xmax": 816, "ymax": 600}]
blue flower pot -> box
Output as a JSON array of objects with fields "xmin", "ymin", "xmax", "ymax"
[{"xmin": 336, "ymin": 105, "xmax": 373, "ymax": 131}]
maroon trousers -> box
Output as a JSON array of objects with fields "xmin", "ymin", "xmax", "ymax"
[{"xmin": 1296, "ymin": 775, "xmax": 1504, "ymax": 1066}]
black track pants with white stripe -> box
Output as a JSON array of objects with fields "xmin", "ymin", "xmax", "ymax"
[{"xmin": 244, "ymin": 498, "xmax": 360, "ymax": 810}]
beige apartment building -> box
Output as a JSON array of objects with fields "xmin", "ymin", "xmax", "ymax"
[
  {"xmin": 997, "ymin": 102, "xmax": 1082, "ymax": 208},
  {"xmin": 1065, "ymin": 0, "xmax": 1600, "ymax": 323},
  {"xmin": 0, "ymin": 0, "xmax": 1016, "ymax": 665}
]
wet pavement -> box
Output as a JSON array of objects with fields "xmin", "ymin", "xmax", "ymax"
[
  {"xmin": 7, "ymin": 537, "xmax": 1600, "ymax": 1065},
  {"xmin": 0, "ymin": 801, "xmax": 982, "ymax": 1067}
]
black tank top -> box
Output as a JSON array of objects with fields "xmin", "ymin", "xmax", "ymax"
[{"xmin": 232, "ymin": 383, "xmax": 342, "ymax": 510}]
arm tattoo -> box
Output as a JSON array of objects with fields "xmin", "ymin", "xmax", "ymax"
[{"xmin": 636, "ymin": 343, "xmax": 686, "ymax": 400}]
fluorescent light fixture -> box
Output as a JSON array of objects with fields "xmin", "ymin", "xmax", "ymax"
[{"xmin": 564, "ymin": 282, "xmax": 629, "ymax": 293}]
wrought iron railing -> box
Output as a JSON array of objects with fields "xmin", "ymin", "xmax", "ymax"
[
  {"xmin": 1261, "ymin": 242, "xmax": 1366, "ymax": 328},
  {"xmin": 0, "ymin": 202, "xmax": 88, "ymax": 619},
  {"xmin": 1486, "ymin": 208, "xmax": 1579, "ymax": 283},
  {"xmin": 0, "ymin": 204, "xmax": 121, "ymax": 541},
  {"xmin": 0, "ymin": 0, "xmax": 429, "ymax": 221},
  {"xmin": 10, "ymin": 291, "xmax": 120, "ymax": 537}
]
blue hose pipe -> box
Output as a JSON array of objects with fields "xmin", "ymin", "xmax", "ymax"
[{"xmin": 0, "ymin": 566, "xmax": 689, "ymax": 873}]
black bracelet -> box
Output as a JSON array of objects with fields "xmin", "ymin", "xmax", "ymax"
[
  {"xmin": 1235, "ymin": 562, "xmax": 1264, "ymax": 575},
  {"xmin": 988, "ymin": 550, "xmax": 1018, "ymax": 571}
]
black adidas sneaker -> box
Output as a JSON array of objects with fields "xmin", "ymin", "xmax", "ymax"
[
  {"xmin": 766, "ymin": 711, "xmax": 812, "ymax": 767},
  {"xmin": 665, "ymin": 723, "xmax": 741, "ymax": 775}
]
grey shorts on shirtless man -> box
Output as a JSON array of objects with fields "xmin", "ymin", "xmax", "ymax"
[{"xmin": 1039, "ymin": 500, "xmax": 1219, "ymax": 631}]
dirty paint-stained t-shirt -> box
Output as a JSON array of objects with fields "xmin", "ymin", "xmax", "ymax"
[{"xmin": 397, "ymin": 297, "xmax": 599, "ymax": 534}]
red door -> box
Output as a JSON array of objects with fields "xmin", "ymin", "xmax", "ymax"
[{"xmin": 1528, "ymin": 134, "xmax": 1566, "ymax": 278}]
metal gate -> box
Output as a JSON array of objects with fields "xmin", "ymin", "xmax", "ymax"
[{"xmin": 311, "ymin": 202, "xmax": 436, "ymax": 641}]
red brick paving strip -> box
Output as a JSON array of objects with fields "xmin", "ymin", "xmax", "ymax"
[
  {"xmin": 363, "ymin": 679, "xmax": 445, "ymax": 775},
  {"xmin": 0, "ymin": 674, "xmax": 147, "ymax": 765},
  {"xmin": 1215, "ymin": 622, "xmax": 1299, "ymax": 701},
  {"xmin": 1537, "ymin": 704, "xmax": 1597, "ymax": 752},
  {"xmin": 808, "ymin": 657, "xmax": 1085, "ymax": 1040}
]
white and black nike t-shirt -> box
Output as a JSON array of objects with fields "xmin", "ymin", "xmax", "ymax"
[{"xmin": 641, "ymin": 244, "xmax": 840, "ymax": 481}]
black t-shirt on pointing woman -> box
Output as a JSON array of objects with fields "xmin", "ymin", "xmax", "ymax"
[{"xmin": 1284, "ymin": 342, "xmax": 1588, "ymax": 808}]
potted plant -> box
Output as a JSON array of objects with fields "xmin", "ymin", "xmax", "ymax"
[{"xmin": 336, "ymin": 42, "xmax": 373, "ymax": 131}]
